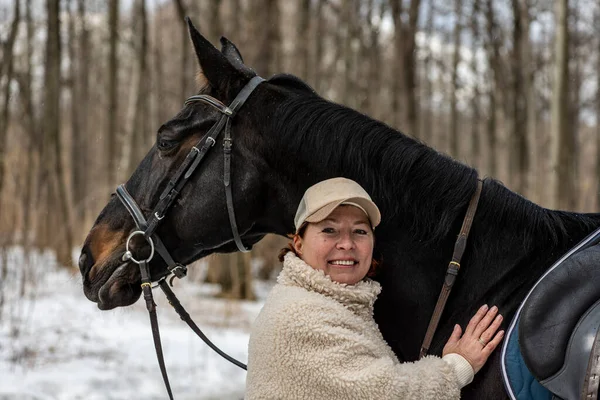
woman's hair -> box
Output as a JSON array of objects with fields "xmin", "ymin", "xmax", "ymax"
[{"xmin": 278, "ymin": 222, "xmax": 381, "ymax": 278}]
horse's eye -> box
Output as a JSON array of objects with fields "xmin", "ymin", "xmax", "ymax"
[{"xmin": 157, "ymin": 139, "xmax": 177, "ymax": 152}]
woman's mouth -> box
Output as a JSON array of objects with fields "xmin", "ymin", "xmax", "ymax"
[{"xmin": 329, "ymin": 259, "xmax": 357, "ymax": 267}]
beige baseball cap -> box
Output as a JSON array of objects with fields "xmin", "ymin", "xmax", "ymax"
[{"xmin": 294, "ymin": 177, "xmax": 381, "ymax": 232}]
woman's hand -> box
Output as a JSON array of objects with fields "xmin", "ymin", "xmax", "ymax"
[{"xmin": 442, "ymin": 304, "xmax": 505, "ymax": 373}]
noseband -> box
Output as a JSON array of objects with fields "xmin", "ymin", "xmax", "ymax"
[{"xmin": 115, "ymin": 76, "xmax": 265, "ymax": 399}]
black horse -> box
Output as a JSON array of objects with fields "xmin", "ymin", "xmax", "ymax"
[{"xmin": 79, "ymin": 21, "xmax": 600, "ymax": 399}]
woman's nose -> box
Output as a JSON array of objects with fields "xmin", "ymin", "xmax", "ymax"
[{"xmin": 336, "ymin": 232, "xmax": 355, "ymax": 249}]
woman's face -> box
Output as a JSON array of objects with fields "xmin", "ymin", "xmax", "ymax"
[{"xmin": 293, "ymin": 205, "xmax": 374, "ymax": 285}]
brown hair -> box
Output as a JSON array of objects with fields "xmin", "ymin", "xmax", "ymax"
[{"xmin": 278, "ymin": 222, "xmax": 381, "ymax": 277}]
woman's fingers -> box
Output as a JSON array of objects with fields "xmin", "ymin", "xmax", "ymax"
[
  {"xmin": 465, "ymin": 304, "xmax": 489, "ymax": 335},
  {"xmin": 448, "ymin": 324, "xmax": 462, "ymax": 345},
  {"xmin": 472, "ymin": 306, "xmax": 499, "ymax": 338},
  {"xmin": 482, "ymin": 330, "xmax": 505, "ymax": 355},
  {"xmin": 479, "ymin": 314, "xmax": 503, "ymax": 344}
]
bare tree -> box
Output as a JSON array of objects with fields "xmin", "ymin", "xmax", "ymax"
[
  {"xmin": 17, "ymin": 0, "xmax": 38, "ymax": 249},
  {"xmin": 421, "ymin": 0, "xmax": 435, "ymax": 146},
  {"xmin": 107, "ymin": 0, "xmax": 119, "ymax": 187},
  {"xmin": 248, "ymin": 0, "xmax": 281, "ymax": 77},
  {"xmin": 468, "ymin": 0, "xmax": 482, "ymax": 168},
  {"xmin": 296, "ymin": 0, "xmax": 310, "ymax": 80},
  {"xmin": 484, "ymin": 0, "xmax": 502, "ymax": 178},
  {"xmin": 120, "ymin": 0, "xmax": 148, "ymax": 179},
  {"xmin": 68, "ymin": 0, "xmax": 90, "ymax": 227},
  {"xmin": 173, "ymin": 0, "xmax": 189, "ymax": 99},
  {"xmin": 313, "ymin": 0, "xmax": 325, "ymax": 93},
  {"xmin": 0, "ymin": 0, "xmax": 20, "ymax": 197},
  {"xmin": 549, "ymin": 0, "xmax": 575, "ymax": 209},
  {"xmin": 508, "ymin": 0, "xmax": 530, "ymax": 195},
  {"xmin": 449, "ymin": 0, "xmax": 463, "ymax": 158},
  {"xmin": 43, "ymin": 0, "xmax": 74, "ymax": 266},
  {"xmin": 389, "ymin": 0, "xmax": 421, "ymax": 137}
]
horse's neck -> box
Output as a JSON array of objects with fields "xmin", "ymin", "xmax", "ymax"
[{"xmin": 267, "ymin": 97, "xmax": 479, "ymax": 238}]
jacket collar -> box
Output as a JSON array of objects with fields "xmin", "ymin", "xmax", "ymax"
[{"xmin": 279, "ymin": 253, "xmax": 381, "ymax": 318}]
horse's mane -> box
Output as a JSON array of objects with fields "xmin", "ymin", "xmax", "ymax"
[{"xmin": 268, "ymin": 75, "xmax": 594, "ymax": 250}]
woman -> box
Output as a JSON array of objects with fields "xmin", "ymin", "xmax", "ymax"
[{"xmin": 246, "ymin": 177, "xmax": 504, "ymax": 399}]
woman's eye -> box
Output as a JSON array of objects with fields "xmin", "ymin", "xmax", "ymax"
[
  {"xmin": 157, "ymin": 139, "xmax": 177, "ymax": 151},
  {"xmin": 354, "ymin": 229, "xmax": 368, "ymax": 235},
  {"xmin": 322, "ymin": 227, "xmax": 336, "ymax": 234}
]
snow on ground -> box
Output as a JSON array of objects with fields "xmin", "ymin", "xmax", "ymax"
[{"xmin": 0, "ymin": 248, "xmax": 272, "ymax": 400}]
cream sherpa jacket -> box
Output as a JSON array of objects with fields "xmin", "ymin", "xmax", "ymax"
[{"xmin": 245, "ymin": 253, "xmax": 474, "ymax": 400}]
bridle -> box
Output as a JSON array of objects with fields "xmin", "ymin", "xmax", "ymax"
[{"xmin": 115, "ymin": 76, "xmax": 265, "ymax": 399}]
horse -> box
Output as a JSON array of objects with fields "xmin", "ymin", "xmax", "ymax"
[{"xmin": 78, "ymin": 20, "xmax": 600, "ymax": 399}]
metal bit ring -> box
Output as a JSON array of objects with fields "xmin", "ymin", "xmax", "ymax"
[{"xmin": 124, "ymin": 230, "xmax": 155, "ymax": 264}]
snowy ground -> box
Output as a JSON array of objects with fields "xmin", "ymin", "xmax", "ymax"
[{"xmin": 0, "ymin": 248, "xmax": 271, "ymax": 400}]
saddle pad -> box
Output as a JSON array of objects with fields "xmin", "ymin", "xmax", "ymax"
[
  {"xmin": 502, "ymin": 317, "xmax": 552, "ymax": 400},
  {"xmin": 501, "ymin": 225, "xmax": 600, "ymax": 400}
]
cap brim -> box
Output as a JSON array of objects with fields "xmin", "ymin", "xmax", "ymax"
[{"xmin": 304, "ymin": 197, "xmax": 381, "ymax": 228}]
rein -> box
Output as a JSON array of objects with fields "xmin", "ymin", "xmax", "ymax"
[
  {"xmin": 115, "ymin": 76, "xmax": 265, "ymax": 399},
  {"xmin": 419, "ymin": 179, "xmax": 483, "ymax": 358}
]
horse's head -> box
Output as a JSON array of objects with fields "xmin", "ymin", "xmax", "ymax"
[{"xmin": 79, "ymin": 20, "xmax": 305, "ymax": 310}]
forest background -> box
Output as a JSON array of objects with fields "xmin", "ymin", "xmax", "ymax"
[{"xmin": 0, "ymin": 0, "xmax": 599, "ymax": 301}]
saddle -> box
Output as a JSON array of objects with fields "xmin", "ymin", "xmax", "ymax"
[{"xmin": 502, "ymin": 227, "xmax": 600, "ymax": 400}]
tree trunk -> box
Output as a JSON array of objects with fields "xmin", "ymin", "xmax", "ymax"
[
  {"xmin": 296, "ymin": 0, "xmax": 310, "ymax": 80},
  {"xmin": 20, "ymin": 0, "xmax": 38, "ymax": 249},
  {"xmin": 509, "ymin": 0, "xmax": 529, "ymax": 195},
  {"xmin": 469, "ymin": 0, "xmax": 481, "ymax": 168},
  {"xmin": 107, "ymin": 0, "xmax": 119, "ymax": 187},
  {"xmin": 404, "ymin": 0, "xmax": 421, "ymax": 137},
  {"xmin": 364, "ymin": 0, "xmax": 383, "ymax": 119},
  {"xmin": 69, "ymin": 0, "xmax": 90, "ymax": 228},
  {"xmin": 449, "ymin": 0, "xmax": 462, "ymax": 158},
  {"xmin": 120, "ymin": 0, "xmax": 148, "ymax": 178},
  {"xmin": 485, "ymin": 0, "xmax": 501, "ymax": 178},
  {"xmin": 207, "ymin": 0, "xmax": 222, "ymax": 43},
  {"xmin": 173, "ymin": 0, "xmax": 189, "ymax": 98},
  {"xmin": 229, "ymin": 252, "xmax": 255, "ymax": 300},
  {"xmin": 313, "ymin": 0, "xmax": 325, "ymax": 93},
  {"xmin": 522, "ymin": 0, "xmax": 537, "ymax": 201},
  {"xmin": 421, "ymin": 0, "xmax": 435, "ymax": 147},
  {"xmin": 390, "ymin": 0, "xmax": 421, "ymax": 136},
  {"xmin": 549, "ymin": 0, "xmax": 574, "ymax": 209},
  {"xmin": 248, "ymin": 0, "xmax": 280, "ymax": 77},
  {"xmin": 44, "ymin": 0, "xmax": 74, "ymax": 266},
  {"xmin": 0, "ymin": 0, "xmax": 20, "ymax": 199}
]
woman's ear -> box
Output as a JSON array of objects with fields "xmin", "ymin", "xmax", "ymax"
[{"xmin": 292, "ymin": 235, "xmax": 303, "ymax": 256}]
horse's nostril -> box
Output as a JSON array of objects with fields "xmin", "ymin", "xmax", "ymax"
[{"xmin": 78, "ymin": 248, "xmax": 94, "ymax": 276}]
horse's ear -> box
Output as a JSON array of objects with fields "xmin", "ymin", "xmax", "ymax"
[
  {"xmin": 220, "ymin": 36, "xmax": 254, "ymax": 76},
  {"xmin": 186, "ymin": 17, "xmax": 240, "ymax": 91}
]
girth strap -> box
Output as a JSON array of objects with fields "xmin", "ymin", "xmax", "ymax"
[{"xmin": 419, "ymin": 179, "xmax": 483, "ymax": 358}]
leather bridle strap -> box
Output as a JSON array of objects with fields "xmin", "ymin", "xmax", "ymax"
[
  {"xmin": 117, "ymin": 184, "xmax": 185, "ymax": 280},
  {"xmin": 112, "ymin": 76, "xmax": 265, "ymax": 399},
  {"xmin": 419, "ymin": 179, "xmax": 483, "ymax": 359},
  {"xmin": 144, "ymin": 75, "xmax": 265, "ymax": 253},
  {"xmin": 140, "ymin": 259, "xmax": 174, "ymax": 399},
  {"xmin": 158, "ymin": 279, "xmax": 247, "ymax": 369}
]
